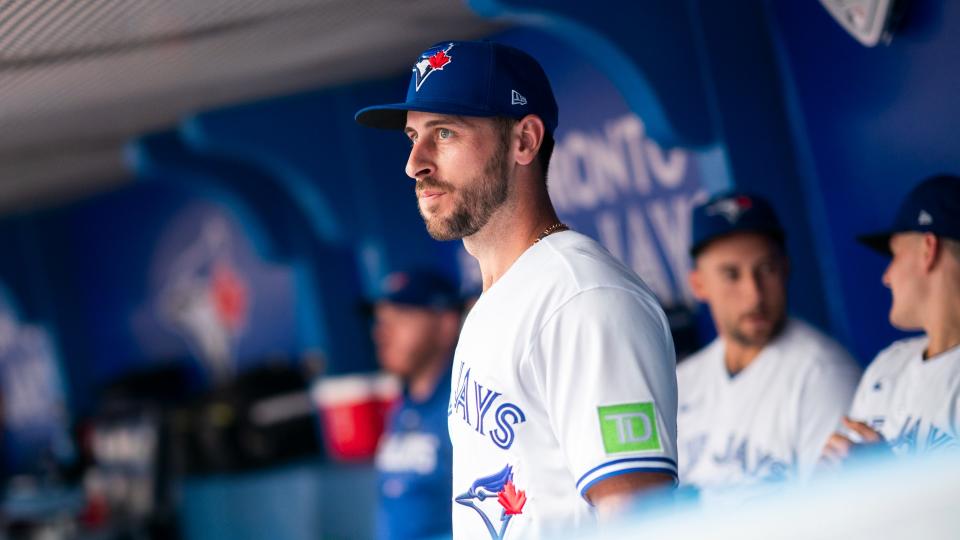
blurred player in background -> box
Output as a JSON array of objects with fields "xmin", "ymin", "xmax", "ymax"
[
  {"xmin": 371, "ymin": 269, "xmax": 462, "ymax": 540},
  {"xmin": 822, "ymin": 174, "xmax": 960, "ymax": 463},
  {"xmin": 678, "ymin": 193, "xmax": 860, "ymax": 499}
]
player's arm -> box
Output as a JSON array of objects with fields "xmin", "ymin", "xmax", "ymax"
[
  {"xmin": 795, "ymin": 360, "xmax": 861, "ymax": 476},
  {"xmin": 820, "ymin": 417, "xmax": 885, "ymax": 466},
  {"xmin": 529, "ymin": 287, "xmax": 679, "ymax": 516},
  {"xmin": 585, "ymin": 471, "xmax": 675, "ymax": 518}
]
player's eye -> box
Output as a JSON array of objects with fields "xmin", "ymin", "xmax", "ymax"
[
  {"xmin": 407, "ymin": 133, "xmax": 418, "ymax": 145},
  {"xmin": 438, "ymin": 128, "xmax": 453, "ymax": 140},
  {"xmin": 721, "ymin": 268, "xmax": 739, "ymax": 281},
  {"xmin": 758, "ymin": 261, "xmax": 778, "ymax": 275}
]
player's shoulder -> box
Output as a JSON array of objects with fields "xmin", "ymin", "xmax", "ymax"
[
  {"xmin": 864, "ymin": 335, "xmax": 928, "ymax": 375},
  {"xmin": 538, "ymin": 230, "xmax": 652, "ymax": 298},
  {"xmin": 677, "ymin": 338, "xmax": 722, "ymax": 384},
  {"xmin": 775, "ymin": 318, "xmax": 858, "ymax": 371}
]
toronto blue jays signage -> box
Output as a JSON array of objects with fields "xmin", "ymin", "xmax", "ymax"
[{"xmin": 130, "ymin": 201, "xmax": 299, "ymax": 384}]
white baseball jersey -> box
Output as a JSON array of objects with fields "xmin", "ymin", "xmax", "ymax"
[
  {"xmin": 677, "ymin": 318, "xmax": 860, "ymax": 495},
  {"xmin": 848, "ymin": 336, "xmax": 960, "ymax": 454},
  {"xmin": 448, "ymin": 231, "xmax": 677, "ymax": 540}
]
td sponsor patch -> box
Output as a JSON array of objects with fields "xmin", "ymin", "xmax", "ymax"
[{"xmin": 598, "ymin": 402, "xmax": 661, "ymax": 453}]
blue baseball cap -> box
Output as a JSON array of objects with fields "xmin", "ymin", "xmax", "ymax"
[
  {"xmin": 355, "ymin": 40, "xmax": 559, "ymax": 134},
  {"xmin": 370, "ymin": 269, "xmax": 462, "ymax": 311},
  {"xmin": 858, "ymin": 174, "xmax": 960, "ymax": 255},
  {"xmin": 690, "ymin": 192, "xmax": 785, "ymax": 257}
]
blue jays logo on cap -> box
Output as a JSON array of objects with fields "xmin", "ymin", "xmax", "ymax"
[
  {"xmin": 690, "ymin": 192, "xmax": 784, "ymax": 257},
  {"xmin": 414, "ymin": 43, "xmax": 454, "ymax": 91},
  {"xmin": 706, "ymin": 195, "xmax": 754, "ymax": 224}
]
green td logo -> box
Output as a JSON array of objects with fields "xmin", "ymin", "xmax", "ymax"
[{"xmin": 597, "ymin": 402, "xmax": 661, "ymax": 453}]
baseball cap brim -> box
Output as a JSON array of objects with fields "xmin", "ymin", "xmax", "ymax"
[
  {"xmin": 856, "ymin": 232, "xmax": 894, "ymax": 256},
  {"xmin": 689, "ymin": 227, "xmax": 785, "ymax": 258},
  {"xmin": 355, "ymin": 101, "xmax": 500, "ymax": 130}
]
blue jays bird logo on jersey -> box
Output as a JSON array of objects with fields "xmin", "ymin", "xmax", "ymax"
[
  {"xmin": 413, "ymin": 43, "xmax": 454, "ymax": 91},
  {"xmin": 706, "ymin": 195, "xmax": 753, "ymax": 224},
  {"xmin": 455, "ymin": 464, "xmax": 526, "ymax": 540}
]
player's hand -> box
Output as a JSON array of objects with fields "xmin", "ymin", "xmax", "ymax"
[{"xmin": 819, "ymin": 417, "xmax": 884, "ymax": 467}]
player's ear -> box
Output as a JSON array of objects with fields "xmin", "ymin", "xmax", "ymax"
[
  {"xmin": 921, "ymin": 232, "xmax": 939, "ymax": 272},
  {"xmin": 688, "ymin": 268, "xmax": 708, "ymax": 302},
  {"xmin": 515, "ymin": 114, "xmax": 544, "ymax": 167}
]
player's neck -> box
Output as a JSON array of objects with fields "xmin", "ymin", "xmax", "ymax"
[
  {"xmin": 463, "ymin": 182, "xmax": 560, "ymax": 292},
  {"xmin": 923, "ymin": 311, "xmax": 960, "ymax": 360},
  {"xmin": 920, "ymin": 280, "xmax": 960, "ymax": 359},
  {"xmin": 723, "ymin": 340, "xmax": 764, "ymax": 376}
]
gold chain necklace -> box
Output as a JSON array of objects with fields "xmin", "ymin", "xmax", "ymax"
[{"xmin": 533, "ymin": 222, "xmax": 569, "ymax": 244}]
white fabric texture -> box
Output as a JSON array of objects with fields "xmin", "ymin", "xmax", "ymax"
[
  {"xmin": 848, "ymin": 336, "xmax": 960, "ymax": 454},
  {"xmin": 448, "ymin": 231, "xmax": 677, "ymax": 540},
  {"xmin": 677, "ymin": 318, "xmax": 860, "ymax": 496}
]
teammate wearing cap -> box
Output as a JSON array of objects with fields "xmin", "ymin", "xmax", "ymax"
[
  {"xmin": 677, "ymin": 193, "xmax": 860, "ymax": 499},
  {"xmin": 821, "ymin": 174, "xmax": 960, "ymax": 463},
  {"xmin": 371, "ymin": 269, "xmax": 462, "ymax": 540},
  {"xmin": 356, "ymin": 40, "xmax": 677, "ymax": 538}
]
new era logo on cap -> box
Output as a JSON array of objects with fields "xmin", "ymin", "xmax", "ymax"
[
  {"xmin": 511, "ymin": 90, "xmax": 527, "ymax": 106},
  {"xmin": 857, "ymin": 174, "xmax": 960, "ymax": 255}
]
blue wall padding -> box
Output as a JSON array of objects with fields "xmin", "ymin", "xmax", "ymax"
[
  {"xmin": 467, "ymin": 0, "xmax": 716, "ymax": 148},
  {"xmin": 129, "ymin": 131, "xmax": 377, "ymax": 376},
  {"xmin": 22, "ymin": 182, "xmax": 207, "ymax": 411},
  {"xmin": 769, "ymin": 0, "xmax": 960, "ymax": 362}
]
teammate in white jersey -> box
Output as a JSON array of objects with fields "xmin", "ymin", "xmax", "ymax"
[
  {"xmin": 822, "ymin": 174, "xmax": 960, "ymax": 463},
  {"xmin": 678, "ymin": 193, "xmax": 860, "ymax": 497},
  {"xmin": 356, "ymin": 40, "xmax": 677, "ymax": 538}
]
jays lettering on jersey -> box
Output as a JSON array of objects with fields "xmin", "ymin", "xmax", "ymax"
[
  {"xmin": 848, "ymin": 336, "xmax": 960, "ymax": 454},
  {"xmin": 677, "ymin": 319, "xmax": 860, "ymax": 497},
  {"xmin": 448, "ymin": 231, "xmax": 678, "ymax": 540}
]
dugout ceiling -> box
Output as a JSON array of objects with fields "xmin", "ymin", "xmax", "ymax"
[{"xmin": 0, "ymin": 0, "xmax": 500, "ymax": 213}]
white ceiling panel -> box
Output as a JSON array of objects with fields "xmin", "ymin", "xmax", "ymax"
[{"xmin": 0, "ymin": 0, "xmax": 501, "ymax": 213}]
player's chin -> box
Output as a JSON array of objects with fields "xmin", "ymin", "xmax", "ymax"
[
  {"xmin": 736, "ymin": 322, "xmax": 775, "ymax": 346},
  {"xmin": 888, "ymin": 307, "xmax": 921, "ymax": 331}
]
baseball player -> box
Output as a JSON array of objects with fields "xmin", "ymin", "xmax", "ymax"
[
  {"xmin": 678, "ymin": 193, "xmax": 860, "ymax": 499},
  {"xmin": 822, "ymin": 174, "xmax": 960, "ymax": 463},
  {"xmin": 370, "ymin": 269, "xmax": 462, "ymax": 540},
  {"xmin": 355, "ymin": 40, "xmax": 678, "ymax": 538}
]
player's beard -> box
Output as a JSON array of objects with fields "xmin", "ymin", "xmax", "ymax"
[
  {"xmin": 416, "ymin": 138, "xmax": 510, "ymax": 241},
  {"xmin": 727, "ymin": 309, "xmax": 786, "ymax": 348}
]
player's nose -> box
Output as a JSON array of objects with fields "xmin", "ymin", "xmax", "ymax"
[
  {"xmin": 743, "ymin": 271, "xmax": 764, "ymax": 303},
  {"xmin": 405, "ymin": 139, "xmax": 435, "ymax": 180},
  {"xmin": 881, "ymin": 263, "xmax": 893, "ymax": 289}
]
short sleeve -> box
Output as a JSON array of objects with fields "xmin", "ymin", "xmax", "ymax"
[
  {"xmin": 524, "ymin": 286, "xmax": 678, "ymax": 500},
  {"xmin": 795, "ymin": 356, "xmax": 861, "ymax": 477}
]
